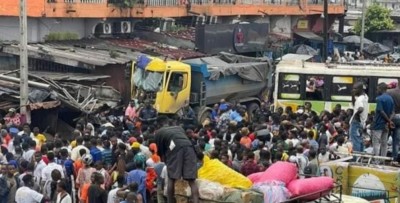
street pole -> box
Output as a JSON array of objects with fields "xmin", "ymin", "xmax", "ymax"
[
  {"xmin": 360, "ymin": 0, "xmax": 367, "ymax": 50},
  {"xmin": 323, "ymin": 0, "xmax": 329, "ymax": 62},
  {"xmin": 19, "ymin": 0, "xmax": 29, "ymax": 122}
]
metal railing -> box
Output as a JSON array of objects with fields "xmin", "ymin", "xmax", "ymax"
[
  {"xmin": 48, "ymin": 0, "xmax": 106, "ymax": 3},
  {"xmin": 49, "ymin": 0, "xmax": 344, "ymax": 6}
]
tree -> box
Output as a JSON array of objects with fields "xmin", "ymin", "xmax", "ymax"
[{"xmin": 354, "ymin": 3, "xmax": 395, "ymax": 34}]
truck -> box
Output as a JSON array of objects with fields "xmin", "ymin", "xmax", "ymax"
[{"xmin": 131, "ymin": 52, "xmax": 273, "ymax": 123}]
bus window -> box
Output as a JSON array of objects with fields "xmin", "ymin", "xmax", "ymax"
[
  {"xmin": 377, "ymin": 78, "xmax": 399, "ymax": 90},
  {"xmin": 306, "ymin": 76, "xmax": 324, "ymax": 100},
  {"xmin": 331, "ymin": 76, "xmax": 353, "ymax": 101},
  {"xmin": 279, "ymin": 74, "xmax": 301, "ymax": 99}
]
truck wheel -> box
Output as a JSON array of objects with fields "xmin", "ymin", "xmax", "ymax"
[
  {"xmin": 247, "ymin": 102, "xmax": 260, "ymax": 122},
  {"xmin": 199, "ymin": 110, "xmax": 212, "ymax": 125}
]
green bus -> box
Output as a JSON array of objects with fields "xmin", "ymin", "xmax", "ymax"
[{"xmin": 274, "ymin": 60, "xmax": 400, "ymax": 113}]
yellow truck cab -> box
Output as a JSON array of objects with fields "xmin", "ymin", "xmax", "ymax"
[{"xmin": 132, "ymin": 57, "xmax": 191, "ymax": 115}]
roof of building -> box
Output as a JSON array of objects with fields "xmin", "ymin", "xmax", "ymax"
[
  {"xmin": 109, "ymin": 38, "xmax": 205, "ymax": 60},
  {"xmin": 1, "ymin": 39, "xmax": 141, "ymax": 69}
]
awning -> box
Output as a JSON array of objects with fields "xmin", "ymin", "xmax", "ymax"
[{"xmin": 295, "ymin": 32, "xmax": 323, "ymax": 41}]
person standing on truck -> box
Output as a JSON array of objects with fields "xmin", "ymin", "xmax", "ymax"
[
  {"xmin": 387, "ymin": 82, "xmax": 400, "ymax": 162},
  {"xmin": 350, "ymin": 82, "xmax": 369, "ymax": 153},
  {"xmin": 155, "ymin": 116, "xmax": 200, "ymax": 203},
  {"xmin": 371, "ymin": 83, "xmax": 394, "ymax": 158},
  {"xmin": 138, "ymin": 100, "xmax": 158, "ymax": 130}
]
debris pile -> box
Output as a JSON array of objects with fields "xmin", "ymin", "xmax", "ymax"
[{"xmin": 0, "ymin": 71, "xmax": 121, "ymax": 114}]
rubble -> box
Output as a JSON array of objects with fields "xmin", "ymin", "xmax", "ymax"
[{"xmin": 0, "ymin": 71, "xmax": 121, "ymax": 114}]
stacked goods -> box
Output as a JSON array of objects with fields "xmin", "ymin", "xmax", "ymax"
[
  {"xmin": 176, "ymin": 159, "xmax": 334, "ymax": 203},
  {"xmin": 247, "ymin": 161, "xmax": 335, "ymax": 202}
]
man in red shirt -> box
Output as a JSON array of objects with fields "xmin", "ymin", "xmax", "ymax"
[{"xmin": 4, "ymin": 108, "xmax": 22, "ymax": 128}]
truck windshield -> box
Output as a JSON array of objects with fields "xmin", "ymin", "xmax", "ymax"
[{"xmin": 133, "ymin": 68, "xmax": 163, "ymax": 92}]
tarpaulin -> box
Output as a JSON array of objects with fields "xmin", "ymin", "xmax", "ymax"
[{"xmin": 184, "ymin": 52, "xmax": 272, "ymax": 82}]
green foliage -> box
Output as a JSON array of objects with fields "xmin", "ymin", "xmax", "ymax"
[
  {"xmin": 170, "ymin": 24, "xmax": 187, "ymax": 32},
  {"xmin": 354, "ymin": 3, "xmax": 395, "ymax": 34},
  {"xmin": 45, "ymin": 32, "xmax": 79, "ymax": 41}
]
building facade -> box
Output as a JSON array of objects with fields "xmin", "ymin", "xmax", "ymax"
[{"xmin": 0, "ymin": 0, "xmax": 345, "ymax": 42}]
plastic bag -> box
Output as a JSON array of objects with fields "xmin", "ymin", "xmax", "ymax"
[
  {"xmin": 197, "ymin": 179, "xmax": 225, "ymax": 201},
  {"xmin": 198, "ymin": 156, "xmax": 252, "ymax": 189},
  {"xmin": 252, "ymin": 181, "xmax": 291, "ymax": 203}
]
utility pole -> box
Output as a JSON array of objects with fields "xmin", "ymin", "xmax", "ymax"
[
  {"xmin": 19, "ymin": 0, "xmax": 29, "ymax": 122},
  {"xmin": 323, "ymin": 0, "xmax": 329, "ymax": 62},
  {"xmin": 360, "ymin": 0, "xmax": 367, "ymax": 50}
]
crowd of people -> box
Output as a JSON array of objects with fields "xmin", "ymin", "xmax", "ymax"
[{"xmin": 0, "ymin": 80, "xmax": 399, "ymax": 203}]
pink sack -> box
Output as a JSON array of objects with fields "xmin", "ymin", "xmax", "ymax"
[
  {"xmin": 247, "ymin": 172, "xmax": 264, "ymax": 183},
  {"xmin": 257, "ymin": 161, "xmax": 298, "ymax": 185},
  {"xmin": 287, "ymin": 177, "xmax": 334, "ymax": 200}
]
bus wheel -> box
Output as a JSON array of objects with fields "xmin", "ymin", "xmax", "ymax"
[{"xmin": 247, "ymin": 102, "xmax": 260, "ymax": 121}]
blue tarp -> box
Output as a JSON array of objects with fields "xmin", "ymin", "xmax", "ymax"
[{"xmin": 136, "ymin": 55, "xmax": 152, "ymax": 70}]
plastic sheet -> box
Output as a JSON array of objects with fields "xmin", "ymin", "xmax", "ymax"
[
  {"xmin": 252, "ymin": 181, "xmax": 291, "ymax": 203},
  {"xmin": 198, "ymin": 156, "xmax": 252, "ymax": 189}
]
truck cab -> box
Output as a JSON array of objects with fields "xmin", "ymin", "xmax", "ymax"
[{"xmin": 132, "ymin": 57, "xmax": 191, "ymax": 114}]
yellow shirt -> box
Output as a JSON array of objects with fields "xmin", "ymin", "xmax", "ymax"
[
  {"xmin": 34, "ymin": 133, "xmax": 46, "ymax": 146},
  {"xmin": 70, "ymin": 140, "xmax": 77, "ymax": 148}
]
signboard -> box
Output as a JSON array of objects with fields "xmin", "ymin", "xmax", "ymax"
[
  {"xmin": 195, "ymin": 23, "xmax": 269, "ymax": 54},
  {"xmin": 321, "ymin": 162, "xmax": 400, "ymax": 203},
  {"xmin": 297, "ymin": 20, "xmax": 309, "ymax": 29}
]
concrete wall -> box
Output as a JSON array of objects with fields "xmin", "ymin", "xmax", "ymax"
[
  {"xmin": 0, "ymin": 17, "xmax": 103, "ymax": 43},
  {"xmin": 270, "ymin": 16, "xmax": 292, "ymax": 37}
]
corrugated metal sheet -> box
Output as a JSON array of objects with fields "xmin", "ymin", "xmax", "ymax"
[
  {"xmin": 1, "ymin": 39, "xmax": 141, "ymax": 69},
  {"xmin": 29, "ymin": 71, "xmax": 110, "ymax": 82},
  {"xmin": 109, "ymin": 38, "xmax": 205, "ymax": 60}
]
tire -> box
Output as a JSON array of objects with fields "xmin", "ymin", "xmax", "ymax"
[
  {"xmin": 199, "ymin": 109, "xmax": 212, "ymax": 125},
  {"xmin": 247, "ymin": 102, "xmax": 260, "ymax": 122}
]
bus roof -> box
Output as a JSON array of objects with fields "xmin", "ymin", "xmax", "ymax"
[{"xmin": 276, "ymin": 60, "xmax": 400, "ymax": 77}]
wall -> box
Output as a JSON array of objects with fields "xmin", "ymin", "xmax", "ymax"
[
  {"xmin": 270, "ymin": 15, "xmax": 292, "ymax": 37},
  {"xmin": 95, "ymin": 64, "xmax": 131, "ymax": 103},
  {"xmin": 0, "ymin": 17, "xmax": 102, "ymax": 42}
]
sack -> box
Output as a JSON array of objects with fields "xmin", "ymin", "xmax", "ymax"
[
  {"xmin": 198, "ymin": 156, "xmax": 252, "ymax": 189},
  {"xmin": 247, "ymin": 172, "xmax": 263, "ymax": 183},
  {"xmin": 252, "ymin": 181, "xmax": 291, "ymax": 203},
  {"xmin": 197, "ymin": 179, "xmax": 224, "ymax": 201},
  {"xmin": 287, "ymin": 176, "xmax": 334, "ymax": 200},
  {"xmin": 221, "ymin": 187, "xmax": 243, "ymax": 203},
  {"xmin": 241, "ymin": 189, "xmax": 264, "ymax": 203},
  {"xmin": 254, "ymin": 161, "xmax": 297, "ymax": 186}
]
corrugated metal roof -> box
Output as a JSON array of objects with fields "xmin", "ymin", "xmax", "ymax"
[
  {"xmin": 109, "ymin": 38, "xmax": 205, "ymax": 60},
  {"xmin": 1, "ymin": 39, "xmax": 141, "ymax": 69},
  {"xmin": 29, "ymin": 71, "xmax": 110, "ymax": 82}
]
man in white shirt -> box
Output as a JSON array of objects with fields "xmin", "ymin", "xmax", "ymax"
[
  {"xmin": 22, "ymin": 140, "xmax": 36, "ymax": 162},
  {"xmin": 350, "ymin": 82, "xmax": 369, "ymax": 153},
  {"xmin": 70, "ymin": 136, "xmax": 89, "ymax": 161},
  {"xmin": 16, "ymin": 174, "xmax": 45, "ymax": 203},
  {"xmin": 107, "ymin": 175, "xmax": 125, "ymax": 203},
  {"xmin": 33, "ymin": 151, "xmax": 46, "ymax": 186},
  {"xmin": 41, "ymin": 152, "xmax": 64, "ymax": 185}
]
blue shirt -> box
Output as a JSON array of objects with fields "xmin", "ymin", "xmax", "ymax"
[
  {"xmin": 56, "ymin": 158, "xmax": 74, "ymax": 177},
  {"xmin": 230, "ymin": 110, "xmax": 243, "ymax": 122},
  {"xmin": 126, "ymin": 169, "xmax": 147, "ymax": 203},
  {"xmin": 372, "ymin": 93, "xmax": 394, "ymax": 130},
  {"xmin": 101, "ymin": 148, "xmax": 113, "ymax": 167},
  {"xmin": 90, "ymin": 147, "xmax": 102, "ymax": 163}
]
